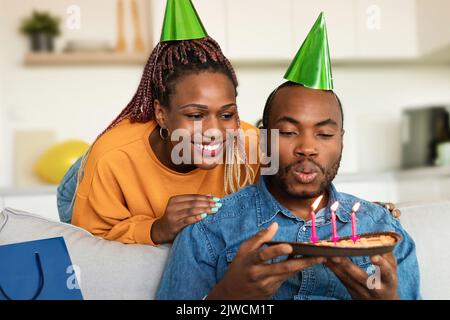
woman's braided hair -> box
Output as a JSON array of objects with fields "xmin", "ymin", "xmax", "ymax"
[
  {"xmin": 101, "ymin": 37, "xmax": 238, "ymax": 134},
  {"xmin": 75, "ymin": 37, "xmax": 255, "ymax": 204}
]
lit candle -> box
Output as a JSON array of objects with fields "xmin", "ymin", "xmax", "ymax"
[
  {"xmin": 310, "ymin": 195, "xmax": 324, "ymax": 243},
  {"xmin": 330, "ymin": 201, "xmax": 340, "ymax": 244},
  {"xmin": 350, "ymin": 202, "xmax": 361, "ymax": 243}
]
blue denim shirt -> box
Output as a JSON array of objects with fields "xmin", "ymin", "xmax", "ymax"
[{"xmin": 157, "ymin": 177, "xmax": 421, "ymax": 300}]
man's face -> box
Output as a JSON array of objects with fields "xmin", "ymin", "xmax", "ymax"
[{"xmin": 268, "ymin": 85, "xmax": 344, "ymax": 199}]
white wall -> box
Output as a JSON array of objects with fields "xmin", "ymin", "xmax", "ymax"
[
  {"xmin": 0, "ymin": 0, "xmax": 147, "ymax": 187},
  {"xmin": 235, "ymin": 63, "xmax": 450, "ymax": 174},
  {"xmin": 0, "ymin": 0, "xmax": 8, "ymax": 187},
  {"xmin": 1, "ymin": 0, "xmax": 450, "ymax": 188}
]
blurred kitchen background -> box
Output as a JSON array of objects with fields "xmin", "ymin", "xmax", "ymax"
[{"xmin": 0, "ymin": 0, "xmax": 449, "ymax": 221}]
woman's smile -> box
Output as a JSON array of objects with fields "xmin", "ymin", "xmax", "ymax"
[{"xmin": 192, "ymin": 140, "xmax": 224, "ymax": 158}]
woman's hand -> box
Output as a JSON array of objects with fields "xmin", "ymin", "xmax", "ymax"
[
  {"xmin": 151, "ymin": 194, "xmax": 221, "ymax": 244},
  {"xmin": 374, "ymin": 202, "xmax": 401, "ymax": 218}
]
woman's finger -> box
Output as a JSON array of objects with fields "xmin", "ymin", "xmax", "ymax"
[
  {"xmin": 181, "ymin": 213, "xmax": 208, "ymax": 227},
  {"xmin": 172, "ymin": 199, "xmax": 220, "ymax": 213},
  {"xmin": 175, "ymin": 206, "xmax": 218, "ymax": 221},
  {"xmin": 170, "ymin": 194, "xmax": 220, "ymax": 204}
]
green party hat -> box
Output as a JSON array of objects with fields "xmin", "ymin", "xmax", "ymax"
[
  {"xmin": 284, "ymin": 12, "xmax": 333, "ymax": 90},
  {"xmin": 160, "ymin": 0, "xmax": 208, "ymax": 42}
]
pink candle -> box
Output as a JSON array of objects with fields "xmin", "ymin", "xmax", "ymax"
[
  {"xmin": 350, "ymin": 202, "xmax": 361, "ymax": 243},
  {"xmin": 330, "ymin": 201, "xmax": 340, "ymax": 244},
  {"xmin": 310, "ymin": 195, "xmax": 324, "ymax": 243}
]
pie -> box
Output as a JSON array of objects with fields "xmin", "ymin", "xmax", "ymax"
[{"xmin": 314, "ymin": 234, "xmax": 397, "ymax": 248}]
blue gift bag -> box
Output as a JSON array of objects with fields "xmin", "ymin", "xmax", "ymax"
[{"xmin": 0, "ymin": 237, "xmax": 83, "ymax": 300}]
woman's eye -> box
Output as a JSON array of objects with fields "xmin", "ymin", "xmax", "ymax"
[
  {"xmin": 221, "ymin": 113, "xmax": 235, "ymax": 120},
  {"xmin": 186, "ymin": 114, "xmax": 203, "ymax": 120}
]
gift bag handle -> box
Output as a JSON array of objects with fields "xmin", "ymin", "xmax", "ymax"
[{"xmin": 0, "ymin": 252, "xmax": 45, "ymax": 300}]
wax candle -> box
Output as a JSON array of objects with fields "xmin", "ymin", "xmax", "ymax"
[
  {"xmin": 310, "ymin": 195, "xmax": 324, "ymax": 243},
  {"xmin": 351, "ymin": 202, "xmax": 361, "ymax": 243},
  {"xmin": 330, "ymin": 201, "xmax": 340, "ymax": 244}
]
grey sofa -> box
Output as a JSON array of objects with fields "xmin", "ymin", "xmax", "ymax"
[{"xmin": 1, "ymin": 200, "xmax": 449, "ymax": 299}]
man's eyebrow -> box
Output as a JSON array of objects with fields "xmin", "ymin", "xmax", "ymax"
[
  {"xmin": 315, "ymin": 118, "xmax": 338, "ymax": 127},
  {"xmin": 274, "ymin": 116, "xmax": 300, "ymax": 125}
]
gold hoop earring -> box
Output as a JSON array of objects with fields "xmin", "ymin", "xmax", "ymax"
[{"xmin": 159, "ymin": 127, "xmax": 169, "ymax": 140}]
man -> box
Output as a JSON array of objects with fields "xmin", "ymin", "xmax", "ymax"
[{"xmin": 156, "ymin": 13, "xmax": 420, "ymax": 300}]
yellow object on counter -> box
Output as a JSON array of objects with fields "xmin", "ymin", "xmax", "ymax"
[{"xmin": 34, "ymin": 140, "xmax": 90, "ymax": 184}]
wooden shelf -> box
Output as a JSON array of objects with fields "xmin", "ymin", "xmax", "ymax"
[{"xmin": 24, "ymin": 52, "xmax": 148, "ymax": 66}]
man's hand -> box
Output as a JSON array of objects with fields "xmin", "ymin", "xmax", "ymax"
[
  {"xmin": 207, "ymin": 222, "xmax": 326, "ymax": 300},
  {"xmin": 325, "ymin": 252, "xmax": 399, "ymax": 300}
]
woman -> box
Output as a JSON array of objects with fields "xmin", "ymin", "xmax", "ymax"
[{"xmin": 59, "ymin": 1, "xmax": 259, "ymax": 246}]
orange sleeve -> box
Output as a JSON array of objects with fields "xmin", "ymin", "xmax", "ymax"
[{"xmin": 84, "ymin": 156, "xmax": 158, "ymax": 246}]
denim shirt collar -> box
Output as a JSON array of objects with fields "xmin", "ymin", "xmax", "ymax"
[{"xmin": 255, "ymin": 176, "xmax": 353, "ymax": 227}]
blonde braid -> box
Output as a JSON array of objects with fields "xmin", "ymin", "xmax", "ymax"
[{"xmin": 223, "ymin": 128, "xmax": 256, "ymax": 195}]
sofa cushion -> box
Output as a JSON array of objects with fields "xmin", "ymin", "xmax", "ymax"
[
  {"xmin": 0, "ymin": 207, "xmax": 170, "ymax": 300},
  {"xmin": 398, "ymin": 200, "xmax": 450, "ymax": 300},
  {"xmin": 1, "ymin": 201, "xmax": 448, "ymax": 300}
]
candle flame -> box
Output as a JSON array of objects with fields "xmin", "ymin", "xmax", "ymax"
[
  {"xmin": 311, "ymin": 195, "xmax": 324, "ymax": 211},
  {"xmin": 352, "ymin": 202, "xmax": 361, "ymax": 212},
  {"xmin": 330, "ymin": 201, "xmax": 339, "ymax": 211}
]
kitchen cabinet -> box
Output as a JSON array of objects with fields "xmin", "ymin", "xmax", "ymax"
[
  {"xmin": 293, "ymin": 0, "xmax": 419, "ymax": 60},
  {"xmin": 225, "ymin": 0, "xmax": 293, "ymax": 60},
  {"xmin": 149, "ymin": 0, "xmax": 227, "ymax": 50},
  {"xmin": 354, "ymin": 0, "xmax": 418, "ymax": 59},
  {"xmin": 416, "ymin": 0, "xmax": 450, "ymax": 59},
  {"xmin": 149, "ymin": 0, "xmax": 167, "ymax": 46},
  {"xmin": 194, "ymin": 0, "xmax": 227, "ymax": 50},
  {"xmin": 146, "ymin": 0, "xmax": 449, "ymax": 62},
  {"xmin": 292, "ymin": 0, "xmax": 356, "ymax": 60}
]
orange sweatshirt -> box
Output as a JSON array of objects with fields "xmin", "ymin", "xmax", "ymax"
[{"xmin": 72, "ymin": 119, "xmax": 260, "ymax": 245}]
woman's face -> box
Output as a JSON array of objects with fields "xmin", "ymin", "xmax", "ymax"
[{"xmin": 156, "ymin": 72, "xmax": 239, "ymax": 170}]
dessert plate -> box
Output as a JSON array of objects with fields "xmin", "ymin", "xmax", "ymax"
[{"xmin": 266, "ymin": 232, "xmax": 402, "ymax": 257}]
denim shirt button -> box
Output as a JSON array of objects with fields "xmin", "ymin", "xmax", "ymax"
[{"xmin": 302, "ymin": 226, "xmax": 306, "ymax": 232}]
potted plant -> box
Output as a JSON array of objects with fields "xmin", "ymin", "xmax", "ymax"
[{"xmin": 20, "ymin": 11, "xmax": 61, "ymax": 52}]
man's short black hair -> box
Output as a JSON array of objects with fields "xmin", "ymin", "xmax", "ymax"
[{"xmin": 261, "ymin": 81, "xmax": 344, "ymax": 129}]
